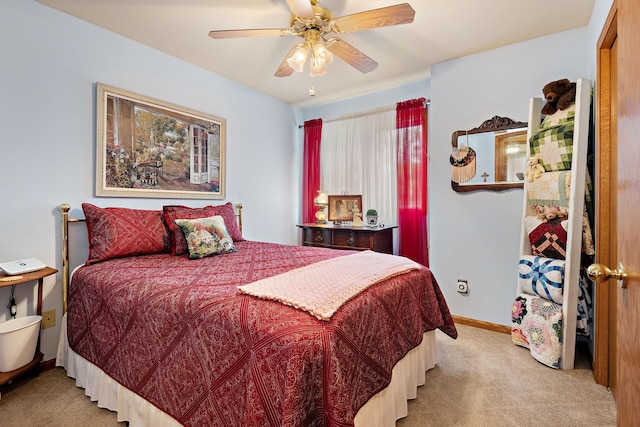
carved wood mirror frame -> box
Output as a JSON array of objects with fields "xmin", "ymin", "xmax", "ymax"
[{"xmin": 451, "ymin": 115, "xmax": 528, "ymax": 193}]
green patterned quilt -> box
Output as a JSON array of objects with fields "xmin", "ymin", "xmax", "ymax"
[{"xmin": 529, "ymin": 105, "xmax": 575, "ymax": 172}]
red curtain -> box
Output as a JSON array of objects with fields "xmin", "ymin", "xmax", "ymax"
[
  {"xmin": 302, "ymin": 119, "xmax": 323, "ymax": 224},
  {"xmin": 396, "ymin": 98, "xmax": 429, "ymax": 266}
]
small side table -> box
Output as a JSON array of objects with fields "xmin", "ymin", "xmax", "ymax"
[{"xmin": 0, "ymin": 266, "xmax": 57, "ymax": 390}]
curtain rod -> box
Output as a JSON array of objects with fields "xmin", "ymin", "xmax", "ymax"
[{"xmin": 297, "ymin": 99, "xmax": 430, "ymax": 128}]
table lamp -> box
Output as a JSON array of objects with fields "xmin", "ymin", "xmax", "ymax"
[{"xmin": 313, "ymin": 191, "xmax": 328, "ymax": 224}]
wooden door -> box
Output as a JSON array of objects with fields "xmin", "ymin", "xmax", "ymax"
[
  {"xmin": 596, "ymin": 0, "xmax": 640, "ymax": 422},
  {"xmin": 608, "ymin": 38, "xmax": 618, "ymax": 396},
  {"xmin": 594, "ymin": 1, "xmax": 618, "ymax": 394},
  {"xmin": 615, "ymin": 0, "xmax": 640, "ymax": 423}
]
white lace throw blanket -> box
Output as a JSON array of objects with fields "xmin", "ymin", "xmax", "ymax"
[{"xmin": 237, "ymin": 250, "xmax": 421, "ymax": 321}]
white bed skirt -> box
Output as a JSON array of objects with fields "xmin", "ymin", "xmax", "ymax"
[{"xmin": 56, "ymin": 314, "xmax": 436, "ymax": 426}]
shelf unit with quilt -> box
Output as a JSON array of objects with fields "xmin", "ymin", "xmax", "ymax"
[{"xmin": 512, "ymin": 78, "xmax": 594, "ymax": 370}]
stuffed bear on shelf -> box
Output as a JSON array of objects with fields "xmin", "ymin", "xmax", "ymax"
[
  {"xmin": 525, "ymin": 155, "xmax": 545, "ymax": 181},
  {"xmin": 534, "ymin": 205, "xmax": 568, "ymax": 223},
  {"xmin": 541, "ymin": 78, "xmax": 577, "ymax": 115}
]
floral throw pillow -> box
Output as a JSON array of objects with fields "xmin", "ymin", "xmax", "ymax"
[
  {"xmin": 163, "ymin": 205, "xmax": 217, "ymax": 255},
  {"xmin": 164, "ymin": 203, "xmax": 244, "ymax": 256},
  {"xmin": 175, "ymin": 216, "xmax": 237, "ymax": 259}
]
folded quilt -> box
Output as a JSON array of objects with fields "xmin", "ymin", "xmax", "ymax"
[
  {"xmin": 512, "ymin": 273, "xmax": 592, "ymax": 369},
  {"xmin": 527, "ymin": 170, "xmax": 572, "ymax": 210},
  {"xmin": 577, "ymin": 269, "xmax": 593, "ymax": 337},
  {"xmin": 523, "ymin": 215, "xmax": 569, "ymax": 260},
  {"xmin": 529, "ymin": 104, "xmax": 576, "ymax": 172},
  {"xmin": 512, "ymin": 293, "xmax": 563, "ymax": 368},
  {"xmin": 518, "ymin": 255, "xmax": 565, "ymax": 304},
  {"xmin": 540, "ymin": 104, "xmax": 576, "ymax": 129},
  {"xmin": 238, "ymin": 250, "xmax": 421, "ymax": 320}
]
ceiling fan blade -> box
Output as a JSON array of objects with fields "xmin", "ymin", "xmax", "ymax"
[
  {"xmin": 332, "ymin": 3, "xmax": 415, "ymax": 33},
  {"xmin": 326, "ymin": 38, "xmax": 378, "ymax": 74},
  {"xmin": 208, "ymin": 28, "xmax": 292, "ymax": 39},
  {"xmin": 284, "ymin": 0, "xmax": 315, "ymax": 19},
  {"xmin": 274, "ymin": 44, "xmax": 300, "ymax": 77}
]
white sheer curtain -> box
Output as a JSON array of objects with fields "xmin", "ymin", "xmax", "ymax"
[{"xmin": 320, "ymin": 105, "xmax": 398, "ymax": 231}]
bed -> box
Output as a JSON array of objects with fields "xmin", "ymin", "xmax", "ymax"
[{"xmin": 56, "ymin": 202, "xmax": 457, "ymax": 426}]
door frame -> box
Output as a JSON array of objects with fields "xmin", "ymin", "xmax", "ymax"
[{"xmin": 593, "ymin": 0, "xmax": 617, "ymax": 388}]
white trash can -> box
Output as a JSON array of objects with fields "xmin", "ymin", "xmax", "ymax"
[{"xmin": 0, "ymin": 315, "xmax": 42, "ymax": 372}]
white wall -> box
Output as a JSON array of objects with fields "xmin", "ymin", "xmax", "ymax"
[
  {"xmin": 0, "ymin": 0, "xmax": 301, "ymax": 362},
  {"xmin": 429, "ymin": 27, "xmax": 592, "ymax": 325},
  {"xmin": 303, "ymin": 80, "xmax": 430, "ymax": 121}
]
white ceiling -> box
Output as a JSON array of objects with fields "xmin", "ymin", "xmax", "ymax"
[{"xmin": 36, "ymin": 0, "xmax": 595, "ymax": 108}]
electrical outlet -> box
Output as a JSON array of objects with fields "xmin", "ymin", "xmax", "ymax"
[
  {"xmin": 42, "ymin": 309, "xmax": 56, "ymax": 329},
  {"xmin": 457, "ymin": 280, "xmax": 468, "ymax": 294}
]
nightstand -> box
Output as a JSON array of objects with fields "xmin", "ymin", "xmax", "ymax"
[
  {"xmin": 0, "ymin": 266, "xmax": 57, "ymax": 388},
  {"xmin": 297, "ymin": 223, "xmax": 397, "ymax": 254}
]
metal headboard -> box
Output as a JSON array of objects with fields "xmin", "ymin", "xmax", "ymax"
[{"xmin": 58, "ymin": 203, "xmax": 243, "ymax": 314}]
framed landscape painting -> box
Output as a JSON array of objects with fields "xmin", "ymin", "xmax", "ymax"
[{"xmin": 95, "ymin": 83, "xmax": 226, "ymax": 199}]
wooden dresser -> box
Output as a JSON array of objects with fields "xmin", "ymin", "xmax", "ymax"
[{"xmin": 297, "ymin": 223, "xmax": 396, "ymax": 254}]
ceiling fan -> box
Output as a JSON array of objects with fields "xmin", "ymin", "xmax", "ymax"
[{"xmin": 208, "ymin": 0, "xmax": 415, "ymax": 77}]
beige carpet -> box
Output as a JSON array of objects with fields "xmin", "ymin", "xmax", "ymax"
[
  {"xmin": 0, "ymin": 324, "xmax": 616, "ymax": 426},
  {"xmin": 397, "ymin": 325, "xmax": 616, "ymax": 427}
]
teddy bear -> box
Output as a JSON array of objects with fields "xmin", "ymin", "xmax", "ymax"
[
  {"xmin": 525, "ymin": 156, "xmax": 545, "ymax": 181},
  {"xmin": 541, "ymin": 78, "xmax": 577, "ymax": 115},
  {"xmin": 535, "ymin": 205, "xmax": 568, "ymax": 223}
]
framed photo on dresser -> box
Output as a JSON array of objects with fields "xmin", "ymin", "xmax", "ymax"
[{"xmin": 327, "ymin": 195, "xmax": 362, "ymax": 222}]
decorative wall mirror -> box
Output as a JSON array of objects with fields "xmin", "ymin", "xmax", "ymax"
[{"xmin": 451, "ymin": 115, "xmax": 528, "ymax": 193}]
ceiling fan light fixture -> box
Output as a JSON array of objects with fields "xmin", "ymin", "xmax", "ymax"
[
  {"xmin": 310, "ymin": 61, "xmax": 327, "ymax": 76},
  {"xmin": 313, "ymin": 42, "xmax": 333, "ymax": 65},
  {"xmin": 286, "ymin": 43, "xmax": 308, "ymax": 72},
  {"xmin": 309, "ymin": 41, "xmax": 333, "ymax": 76}
]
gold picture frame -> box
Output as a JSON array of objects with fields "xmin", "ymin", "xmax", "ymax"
[
  {"xmin": 96, "ymin": 83, "xmax": 226, "ymax": 199},
  {"xmin": 327, "ymin": 195, "xmax": 363, "ymax": 223}
]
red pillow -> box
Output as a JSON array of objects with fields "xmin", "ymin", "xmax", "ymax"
[
  {"xmin": 82, "ymin": 203, "xmax": 171, "ymax": 265},
  {"xmin": 163, "ymin": 205, "xmax": 217, "ymax": 255},
  {"xmin": 213, "ymin": 202, "xmax": 244, "ymax": 242}
]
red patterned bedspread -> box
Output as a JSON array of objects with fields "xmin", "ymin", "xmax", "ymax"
[{"xmin": 67, "ymin": 241, "xmax": 457, "ymax": 427}]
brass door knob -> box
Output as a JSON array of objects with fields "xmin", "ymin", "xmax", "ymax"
[{"xmin": 587, "ymin": 262, "xmax": 627, "ymax": 288}]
